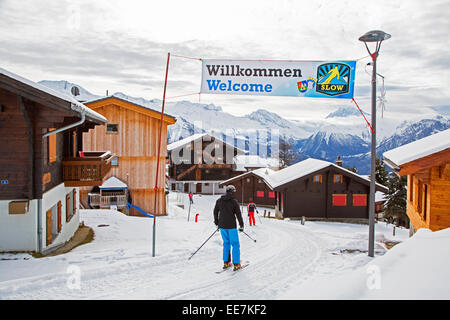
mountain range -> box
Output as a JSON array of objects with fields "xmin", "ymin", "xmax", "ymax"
[{"xmin": 39, "ymin": 80, "xmax": 450, "ymax": 175}]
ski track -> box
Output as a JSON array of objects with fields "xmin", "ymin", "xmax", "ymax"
[
  {"xmin": 0, "ymin": 220, "xmax": 325, "ymax": 300},
  {"xmin": 0, "ymin": 195, "xmax": 383, "ymax": 300}
]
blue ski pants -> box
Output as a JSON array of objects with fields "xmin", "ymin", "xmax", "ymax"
[{"xmin": 219, "ymin": 228, "xmax": 240, "ymax": 264}]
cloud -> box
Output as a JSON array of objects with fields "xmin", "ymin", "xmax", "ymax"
[{"xmin": 0, "ymin": 0, "xmax": 449, "ymax": 121}]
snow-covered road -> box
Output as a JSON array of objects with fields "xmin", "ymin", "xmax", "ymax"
[{"xmin": 0, "ymin": 193, "xmax": 408, "ymax": 300}]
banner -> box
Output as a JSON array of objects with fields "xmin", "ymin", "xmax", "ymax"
[{"xmin": 201, "ymin": 59, "xmax": 356, "ymax": 99}]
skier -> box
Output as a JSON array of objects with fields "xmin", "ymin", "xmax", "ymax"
[
  {"xmin": 188, "ymin": 192, "xmax": 194, "ymax": 204},
  {"xmin": 247, "ymin": 202, "xmax": 258, "ymax": 226},
  {"xmin": 213, "ymin": 185, "xmax": 244, "ymax": 271}
]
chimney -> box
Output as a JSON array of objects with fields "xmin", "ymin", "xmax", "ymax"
[
  {"xmin": 106, "ymin": 89, "xmax": 109, "ymax": 96},
  {"xmin": 336, "ymin": 156, "xmax": 343, "ymax": 167}
]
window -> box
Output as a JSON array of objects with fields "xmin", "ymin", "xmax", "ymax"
[
  {"xmin": 111, "ymin": 156, "xmax": 119, "ymax": 166},
  {"xmin": 313, "ymin": 175, "xmax": 322, "ymax": 184},
  {"xmin": 352, "ymin": 194, "xmax": 367, "ymax": 206},
  {"xmin": 332, "ymin": 194, "xmax": 347, "ymax": 206},
  {"xmin": 106, "ymin": 124, "xmax": 118, "ymax": 133},
  {"xmin": 258, "ymin": 179, "xmax": 263, "ymax": 184},
  {"xmin": 333, "ymin": 174, "xmax": 343, "ymax": 184},
  {"xmin": 48, "ymin": 128, "xmax": 56, "ymax": 163},
  {"xmin": 256, "ymin": 191, "xmax": 265, "ymax": 198},
  {"xmin": 269, "ymin": 191, "xmax": 275, "ymax": 199}
]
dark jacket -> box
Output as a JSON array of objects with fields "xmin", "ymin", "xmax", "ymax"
[{"xmin": 213, "ymin": 193, "xmax": 244, "ymax": 229}]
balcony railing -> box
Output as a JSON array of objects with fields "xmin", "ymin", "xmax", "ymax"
[
  {"xmin": 88, "ymin": 193, "xmax": 127, "ymax": 209},
  {"xmin": 62, "ymin": 151, "xmax": 114, "ymax": 187}
]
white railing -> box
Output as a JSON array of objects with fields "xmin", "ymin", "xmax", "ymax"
[
  {"xmin": 100, "ymin": 195, "xmax": 127, "ymax": 208},
  {"xmin": 88, "ymin": 193, "xmax": 127, "ymax": 208}
]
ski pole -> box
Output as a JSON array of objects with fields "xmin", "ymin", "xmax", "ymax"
[
  {"xmin": 188, "ymin": 228, "xmax": 219, "ymax": 260},
  {"xmin": 256, "ymin": 210, "xmax": 262, "ymax": 224},
  {"xmin": 242, "ymin": 230, "xmax": 256, "ymax": 243}
]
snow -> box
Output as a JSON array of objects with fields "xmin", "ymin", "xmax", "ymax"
[
  {"xmin": 167, "ymin": 133, "xmax": 208, "ymax": 151},
  {"xmin": 167, "ymin": 133, "xmax": 246, "ymax": 154},
  {"xmin": 233, "ymin": 155, "xmax": 279, "ymax": 171},
  {"xmin": 383, "ymin": 128, "xmax": 450, "ymax": 167},
  {"xmin": 99, "ymin": 176, "xmax": 128, "ymax": 190},
  {"xmin": 221, "ymin": 168, "xmax": 275, "ymax": 185},
  {"xmin": 5, "ymin": 193, "xmax": 444, "ymax": 300},
  {"xmin": 283, "ymin": 228, "xmax": 450, "ymax": 299},
  {"xmin": 85, "ymin": 92, "xmax": 177, "ymax": 120},
  {"xmin": 265, "ymin": 158, "xmax": 386, "ymax": 190},
  {"xmin": 0, "ymin": 67, "xmax": 106, "ymax": 123}
]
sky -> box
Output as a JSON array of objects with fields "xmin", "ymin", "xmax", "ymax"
[{"xmin": 0, "ymin": 0, "xmax": 449, "ymax": 122}]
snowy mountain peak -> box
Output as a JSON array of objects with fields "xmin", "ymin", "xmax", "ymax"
[
  {"xmin": 325, "ymin": 105, "xmax": 369, "ymax": 118},
  {"xmin": 38, "ymin": 80, "xmax": 101, "ymax": 102}
]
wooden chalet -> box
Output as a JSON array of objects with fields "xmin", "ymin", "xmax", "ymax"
[
  {"xmin": 0, "ymin": 67, "xmax": 111, "ymax": 253},
  {"xmin": 82, "ymin": 95, "xmax": 176, "ymax": 216},
  {"xmin": 264, "ymin": 158, "xmax": 389, "ymax": 220},
  {"xmin": 220, "ymin": 168, "xmax": 277, "ymax": 207},
  {"xmin": 383, "ymin": 129, "xmax": 450, "ymax": 232},
  {"xmin": 167, "ymin": 133, "xmax": 245, "ymax": 194}
]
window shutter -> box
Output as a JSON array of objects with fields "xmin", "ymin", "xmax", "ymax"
[
  {"xmin": 332, "ymin": 194, "xmax": 347, "ymax": 206},
  {"xmin": 48, "ymin": 128, "xmax": 57, "ymax": 163},
  {"xmin": 57, "ymin": 201, "xmax": 62, "ymax": 232},
  {"xmin": 352, "ymin": 194, "xmax": 367, "ymax": 206},
  {"xmin": 73, "ymin": 189, "xmax": 77, "ymax": 215},
  {"xmin": 66, "ymin": 193, "xmax": 71, "ymax": 222},
  {"xmin": 46, "ymin": 209, "xmax": 52, "ymax": 246}
]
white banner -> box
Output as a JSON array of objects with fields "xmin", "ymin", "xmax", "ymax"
[{"xmin": 200, "ymin": 59, "xmax": 356, "ymax": 99}]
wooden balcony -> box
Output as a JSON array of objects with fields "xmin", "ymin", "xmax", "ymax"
[
  {"xmin": 62, "ymin": 151, "xmax": 114, "ymax": 187},
  {"xmin": 88, "ymin": 193, "xmax": 128, "ymax": 209}
]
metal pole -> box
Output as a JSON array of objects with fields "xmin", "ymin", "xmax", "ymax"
[
  {"xmin": 188, "ymin": 228, "xmax": 219, "ymax": 260},
  {"xmin": 188, "ymin": 200, "xmax": 191, "ymax": 221},
  {"xmin": 368, "ymin": 53, "xmax": 377, "ymax": 258}
]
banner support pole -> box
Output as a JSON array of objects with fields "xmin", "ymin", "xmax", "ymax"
[{"xmin": 152, "ymin": 52, "xmax": 171, "ymax": 257}]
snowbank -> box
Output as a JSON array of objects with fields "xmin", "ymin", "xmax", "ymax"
[{"xmin": 282, "ymin": 228, "xmax": 450, "ymax": 299}]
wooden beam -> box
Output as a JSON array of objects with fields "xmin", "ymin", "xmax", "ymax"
[{"xmin": 399, "ymin": 149, "xmax": 450, "ymax": 176}]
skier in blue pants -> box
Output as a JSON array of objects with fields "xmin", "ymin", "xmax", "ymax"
[{"xmin": 213, "ymin": 185, "xmax": 244, "ymax": 271}]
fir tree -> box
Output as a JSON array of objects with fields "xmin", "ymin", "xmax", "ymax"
[
  {"xmin": 278, "ymin": 135, "xmax": 299, "ymax": 168},
  {"xmin": 375, "ymin": 157, "xmax": 389, "ymax": 186},
  {"xmin": 383, "ymin": 173, "xmax": 408, "ymax": 227}
]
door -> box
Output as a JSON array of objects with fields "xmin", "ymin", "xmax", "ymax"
[
  {"xmin": 184, "ymin": 183, "xmax": 189, "ymax": 193},
  {"xmin": 46, "ymin": 209, "xmax": 52, "ymax": 246},
  {"xmin": 196, "ymin": 183, "xmax": 202, "ymax": 193}
]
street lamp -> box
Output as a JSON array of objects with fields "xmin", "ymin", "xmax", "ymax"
[{"xmin": 359, "ymin": 30, "xmax": 391, "ymax": 257}]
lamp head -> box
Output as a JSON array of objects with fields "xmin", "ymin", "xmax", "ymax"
[{"xmin": 359, "ymin": 30, "xmax": 391, "ymax": 43}]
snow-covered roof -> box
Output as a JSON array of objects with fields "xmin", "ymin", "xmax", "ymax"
[
  {"xmin": 233, "ymin": 155, "xmax": 279, "ymax": 171},
  {"xmin": 265, "ymin": 158, "xmax": 387, "ymax": 190},
  {"xmin": 167, "ymin": 133, "xmax": 246, "ymax": 154},
  {"xmin": 0, "ymin": 67, "xmax": 107, "ymax": 123},
  {"xmin": 383, "ymin": 128, "xmax": 450, "ymax": 167},
  {"xmin": 100, "ymin": 176, "xmax": 128, "ymax": 190},
  {"xmin": 220, "ymin": 167, "xmax": 276, "ymax": 186},
  {"xmin": 84, "ymin": 93, "xmax": 176, "ymax": 120}
]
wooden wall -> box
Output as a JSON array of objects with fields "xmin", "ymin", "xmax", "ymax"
[
  {"xmin": 83, "ymin": 101, "xmax": 171, "ymax": 216},
  {"xmin": 277, "ymin": 167, "xmax": 371, "ymax": 219},
  {"xmin": 407, "ymin": 163, "xmax": 450, "ymax": 231},
  {"xmin": 0, "ymin": 88, "xmax": 31, "ymax": 199},
  {"xmin": 225, "ymin": 173, "xmax": 276, "ymax": 207}
]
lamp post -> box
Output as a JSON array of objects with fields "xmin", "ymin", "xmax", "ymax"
[{"xmin": 359, "ymin": 30, "xmax": 391, "ymax": 257}]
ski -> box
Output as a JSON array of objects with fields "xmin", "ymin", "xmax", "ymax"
[
  {"xmin": 215, "ymin": 261, "xmax": 249, "ymax": 274},
  {"xmin": 231, "ymin": 263, "xmax": 249, "ymax": 274}
]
